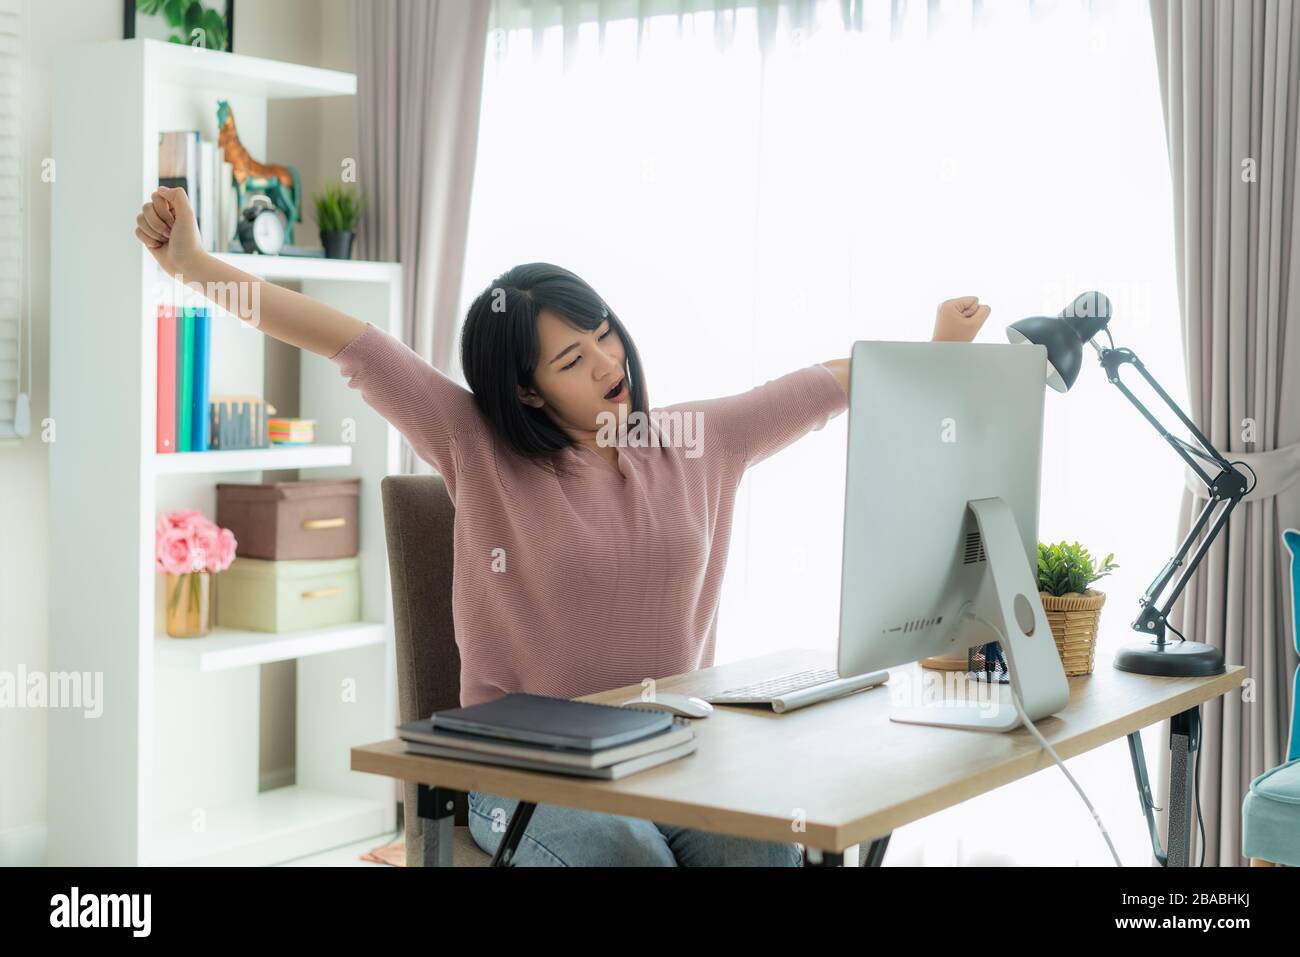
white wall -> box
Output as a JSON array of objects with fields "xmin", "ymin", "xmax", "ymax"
[{"xmin": 0, "ymin": 0, "xmax": 356, "ymax": 863}]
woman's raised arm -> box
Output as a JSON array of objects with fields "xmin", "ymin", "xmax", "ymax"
[
  {"xmin": 819, "ymin": 296, "xmax": 992, "ymax": 391},
  {"xmin": 134, "ymin": 185, "xmax": 487, "ymax": 491},
  {"xmin": 134, "ymin": 185, "xmax": 366, "ymax": 358}
]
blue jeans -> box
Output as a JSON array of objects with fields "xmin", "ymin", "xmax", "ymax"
[{"xmin": 468, "ymin": 790, "xmax": 804, "ymax": 867}]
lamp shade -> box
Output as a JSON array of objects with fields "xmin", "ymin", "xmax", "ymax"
[{"xmin": 1005, "ymin": 292, "xmax": 1112, "ymax": 393}]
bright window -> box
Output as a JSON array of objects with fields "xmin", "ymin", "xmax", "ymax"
[{"xmin": 460, "ymin": 0, "xmax": 1183, "ymax": 865}]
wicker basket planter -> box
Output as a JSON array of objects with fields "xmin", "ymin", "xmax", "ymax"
[{"xmin": 1041, "ymin": 589, "xmax": 1106, "ymax": 676}]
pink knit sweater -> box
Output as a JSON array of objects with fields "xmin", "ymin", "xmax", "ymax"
[{"xmin": 330, "ymin": 322, "xmax": 849, "ymax": 706}]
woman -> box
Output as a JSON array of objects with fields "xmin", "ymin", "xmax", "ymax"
[{"xmin": 135, "ymin": 185, "xmax": 989, "ymax": 866}]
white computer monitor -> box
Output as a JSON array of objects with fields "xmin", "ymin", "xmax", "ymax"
[{"xmin": 836, "ymin": 340, "xmax": 1070, "ymax": 731}]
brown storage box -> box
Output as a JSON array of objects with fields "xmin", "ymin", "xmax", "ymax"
[{"xmin": 216, "ymin": 478, "xmax": 360, "ymax": 560}]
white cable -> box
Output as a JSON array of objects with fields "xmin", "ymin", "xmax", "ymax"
[
  {"xmin": 966, "ymin": 608, "xmax": 1123, "ymax": 866},
  {"xmin": 1007, "ymin": 680, "xmax": 1123, "ymax": 866}
]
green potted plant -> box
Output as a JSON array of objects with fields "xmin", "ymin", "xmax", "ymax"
[
  {"xmin": 311, "ymin": 183, "xmax": 364, "ymax": 260},
  {"xmin": 135, "ymin": 0, "xmax": 229, "ymax": 51},
  {"xmin": 1037, "ymin": 541, "xmax": 1118, "ymax": 676}
]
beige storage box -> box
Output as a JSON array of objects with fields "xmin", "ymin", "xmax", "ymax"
[{"xmin": 216, "ymin": 555, "xmax": 361, "ymax": 633}]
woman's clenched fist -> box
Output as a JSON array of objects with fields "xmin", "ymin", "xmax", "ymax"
[{"xmin": 135, "ymin": 185, "xmax": 203, "ymax": 277}]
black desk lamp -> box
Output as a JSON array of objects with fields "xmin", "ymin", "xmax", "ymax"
[{"xmin": 1006, "ymin": 292, "xmax": 1249, "ymax": 677}]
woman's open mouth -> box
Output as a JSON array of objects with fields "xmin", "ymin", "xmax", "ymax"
[{"xmin": 603, "ymin": 377, "xmax": 627, "ymax": 402}]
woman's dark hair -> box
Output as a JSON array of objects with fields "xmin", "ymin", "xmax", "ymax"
[{"xmin": 460, "ymin": 262, "xmax": 648, "ymax": 464}]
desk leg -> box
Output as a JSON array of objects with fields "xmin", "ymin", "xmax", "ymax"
[
  {"xmin": 1125, "ymin": 705, "xmax": 1200, "ymax": 868},
  {"xmin": 490, "ymin": 800, "xmax": 538, "ymax": 867},
  {"xmin": 1166, "ymin": 707, "xmax": 1200, "ymax": 868},
  {"xmin": 417, "ymin": 784, "xmax": 458, "ymax": 868},
  {"xmin": 861, "ymin": 834, "xmax": 891, "ymax": 867},
  {"xmin": 416, "ymin": 784, "xmax": 539, "ymax": 867},
  {"xmin": 804, "ymin": 832, "xmax": 890, "ymax": 867}
]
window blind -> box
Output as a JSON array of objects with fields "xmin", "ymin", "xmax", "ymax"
[{"xmin": 0, "ymin": 0, "xmax": 24, "ymax": 440}]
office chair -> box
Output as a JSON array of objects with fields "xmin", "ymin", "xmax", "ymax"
[
  {"xmin": 1241, "ymin": 528, "xmax": 1300, "ymax": 867},
  {"xmin": 380, "ymin": 474, "xmax": 492, "ymax": 867}
]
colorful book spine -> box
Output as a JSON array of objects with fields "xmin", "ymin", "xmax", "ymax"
[
  {"xmin": 191, "ymin": 306, "xmax": 211, "ymax": 451},
  {"xmin": 156, "ymin": 306, "xmax": 176, "ymax": 453},
  {"xmin": 209, "ymin": 396, "xmax": 277, "ymax": 450},
  {"xmin": 179, "ymin": 307, "xmax": 195, "ymax": 452},
  {"xmin": 158, "ymin": 306, "xmax": 286, "ymax": 454},
  {"xmin": 174, "ymin": 309, "xmax": 184, "ymax": 451}
]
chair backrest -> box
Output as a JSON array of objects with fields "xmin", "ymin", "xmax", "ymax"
[
  {"xmin": 1284, "ymin": 529, "xmax": 1299, "ymax": 762},
  {"xmin": 380, "ymin": 474, "xmax": 466, "ymax": 862}
]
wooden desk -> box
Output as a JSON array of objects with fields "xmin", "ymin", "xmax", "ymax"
[{"xmin": 351, "ymin": 648, "xmax": 1246, "ymax": 866}]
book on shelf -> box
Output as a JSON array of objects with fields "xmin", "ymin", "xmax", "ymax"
[
  {"xmin": 191, "ymin": 306, "xmax": 211, "ymax": 451},
  {"xmin": 158, "ymin": 130, "xmax": 198, "ymax": 224},
  {"xmin": 210, "ymin": 394, "xmax": 277, "ymax": 451},
  {"xmin": 155, "ymin": 305, "xmax": 277, "ymax": 453},
  {"xmin": 156, "ymin": 306, "xmax": 176, "ymax": 452},
  {"xmin": 159, "ymin": 130, "xmax": 238, "ymax": 254}
]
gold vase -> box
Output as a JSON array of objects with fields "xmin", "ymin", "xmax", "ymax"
[{"xmin": 165, "ymin": 571, "xmax": 213, "ymax": 638}]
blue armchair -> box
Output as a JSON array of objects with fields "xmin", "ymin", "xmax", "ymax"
[{"xmin": 1241, "ymin": 528, "xmax": 1300, "ymax": 867}]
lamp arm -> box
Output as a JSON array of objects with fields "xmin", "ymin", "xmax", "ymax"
[
  {"xmin": 1151, "ymin": 494, "xmax": 1240, "ymax": 621},
  {"xmin": 1095, "ymin": 346, "xmax": 1250, "ymax": 644},
  {"xmin": 1098, "ymin": 346, "xmax": 1233, "ymax": 483}
]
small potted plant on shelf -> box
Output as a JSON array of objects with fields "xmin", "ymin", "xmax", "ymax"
[
  {"xmin": 156, "ymin": 509, "xmax": 237, "ymax": 638},
  {"xmin": 312, "ymin": 183, "xmax": 364, "ymax": 260},
  {"xmin": 1036, "ymin": 540, "xmax": 1119, "ymax": 676}
]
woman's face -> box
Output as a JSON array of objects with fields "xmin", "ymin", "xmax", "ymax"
[{"xmin": 519, "ymin": 308, "xmax": 630, "ymax": 434}]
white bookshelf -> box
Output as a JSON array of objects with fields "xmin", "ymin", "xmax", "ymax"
[
  {"xmin": 152, "ymin": 444, "xmax": 353, "ymax": 475},
  {"xmin": 213, "ymin": 251, "xmax": 400, "ymax": 284},
  {"xmin": 154, "ymin": 621, "xmax": 389, "ymax": 673},
  {"xmin": 49, "ymin": 39, "xmax": 402, "ymax": 866}
]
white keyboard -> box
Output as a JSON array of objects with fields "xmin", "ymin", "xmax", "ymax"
[{"xmin": 705, "ymin": 667, "xmax": 891, "ymax": 714}]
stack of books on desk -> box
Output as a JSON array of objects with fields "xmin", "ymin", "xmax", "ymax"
[{"xmin": 398, "ymin": 693, "xmax": 698, "ymax": 780}]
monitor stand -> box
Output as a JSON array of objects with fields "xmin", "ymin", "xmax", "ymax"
[{"xmin": 889, "ymin": 497, "xmax": 1070, "ymax": 732}]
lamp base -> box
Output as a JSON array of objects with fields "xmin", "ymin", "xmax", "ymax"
[{"xmin": 1113, "ymin": 638, "xmax": 1225, "ymax": 677}]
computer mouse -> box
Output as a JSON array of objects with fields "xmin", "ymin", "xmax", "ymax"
[{"xmin": 619, "ymin": 692, "xmax": 714, "ymax": 719}]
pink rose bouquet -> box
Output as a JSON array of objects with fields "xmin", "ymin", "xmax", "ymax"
[{"xmin": 156, "ymin": 510, "xmax": 237, "ymax": 623}]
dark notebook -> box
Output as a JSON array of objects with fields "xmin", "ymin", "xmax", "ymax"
[
  {"xmin": 412, "ymin": 692, "xmax": 675, "ymax": 752},
  {"xmin": 400, "ymin": 719, "xmax": 693, "ymax": 765}
]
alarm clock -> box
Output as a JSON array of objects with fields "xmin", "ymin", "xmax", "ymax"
[{"xmin": 236, "ymin": 194, "xmax": 287, "ymax": 255}]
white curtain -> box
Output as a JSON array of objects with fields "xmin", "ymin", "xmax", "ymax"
[{"xmin": 460, "ymin": 0, "xmax": 1185, "ymax": 866}]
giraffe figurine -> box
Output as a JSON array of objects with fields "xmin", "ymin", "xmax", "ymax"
[{"xmin": 216, "ymin": 99, "xmax": 302, "ymax": 244}]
